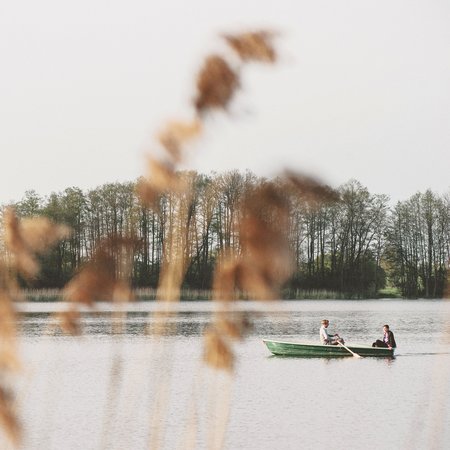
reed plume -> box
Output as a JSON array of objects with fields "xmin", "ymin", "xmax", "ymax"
[
  {"xmin": 133, "ymin": 30, "xmax": 281, "ymax": 450},
  {"xmin": 2, "ymin": 26, "xmax": 341, "ymax": 450},
  {"xmin": 137, "ymin": 29, "xmax": 279, "ymax": 312},
  {"xmin": 284, "ymin": 171, "xmax": 341, "ymax": 204},
  {"xmin": 60, "ymin": 236, "xmax": 136, "ymax": 334},
  {"xmin": 63, "ymin": 236, "xmax": 135, "ymax": 306},
  {"xmin": 206, "ymin": 174, "xmax": 339, "ymax": 385},
  {"xmin": 203, "ymin": 327, "xmax": 235, "ymax": 372},
  {"xmin": 3, "ymin": 208, "xmax": 71, "ymax": 278},
  {"xmin": 0, "ymin": 208, "xmax": 71, "ymax": 447},
  {"xmin": 157, "ymin": 119, "xmax": 203, "ymax": 163},
  {"xmin": 194, "ymin": 56, "xmax": 239, "ymax": 113},
  {"xmin": 223, "ymin": 31, "xmax": 277, "ymax": 63}
]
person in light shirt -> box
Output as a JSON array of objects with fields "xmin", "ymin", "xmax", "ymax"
[
  {"xmin": 372, "ymin": 325, "xmax": 397, "ymax": 349},
  {"xmin": 319, "ymin": 319, "xmax": 344, "ymax": 345}
]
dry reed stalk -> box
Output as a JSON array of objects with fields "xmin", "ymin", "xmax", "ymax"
[
  {"xmin": 157, "ymin": 119, "xmax": 202, "ymax": 163},
  {"xmin": 203, "ymin": 327, "xmax": 235, "ymax": 372},
  {"xmin": 194, "ymin": 55, "xmax": 240, "ymax": 114},
  {"xmin": 193, "ymin": 34, "xmax": 283, "ymax": 387},
  {"xmin": 212, "ymin": 251, "xmax": 241, "ymax": 302},
  {"xmin": 59, "ymin": 236, "xmax": 135, "ymax": 449},
  {"xmin": 155, "ymin": 177, "xmax": 195, "ymax": 303},
  {"xmin": 203, "ymin": 186, "xmax": 289, "ymax": 374},
  {"xmin": 99, "ymin": 270, "xmax": 134, "ymax": 450},
  {"xmin": 136, "ymin": 158, "xmax": 191, "ymax": 214},
  {"xmin": 136, "ymin": 178, "xmax": 161, "ymax": 211},
  {"xmin": 205, "ymin": 173, "xmax": 339, "ymax": 371},
  {"xmin": 145, "ymin": 184, "xmax": 197, "ymax": 450},
  {"xmin": 177, "ymin": 365, "xmax": 205, "ymax": 450},
  {"xmin": 134, "ymin": 28, "xmax": 280, "ymax": 450},
  {"xmin": 237, "ymin": 182, "xmax": 293, "ymax": 299},
  {"xmin": 147, "ymin": 352, "xmax": 174, "ymax": 450},
  {"xmin": 223, "ymin": 31, "xmax": 277, "ymax": 63},
  {"xmin": 98, "ymin": 353, "xmax": 123, "ymax": 450},
  {"xmin": 0, "ymin": 385, "xmax": 20, "ymax": 448},
  {"xmin": 137, "ymin": 28, "xmax": 277, "ymax": 211},
  {"xmin": 0, "ymin": 284, "xmax": 20, "ymax": 373},
  {"xmin": 54, "ymin": 307, "xmax": 81, "ymax": 336},
  {"xmin": 3, "ymin": 208, "xmax": 71, "ymax": 278},
  {"xmin": 200, "ymin": 172, "xmax": 339, "ymax": 450},
  {"xmin": 0, "ymin": 26, "xmax": 343, "ymax": 450},
  {"xmin": 284, "ymin": 171, "xmax": 341, "ymax": 205},
  {"xmin": 146, "ymin": 158, "xmax": 187, "ymax": 194},
  {"xmin": 0, "ymin": 209, "xmax": 71, "ymax": 448},
  {"xmin": 156, "ymin": 254, "xmax": 185, "ymax": 304},
  {"xmin": 0, "ymin": 288, "xmax": 21, "ymax": 448},
  {"xmin": 62, "ymin": 237, "xmax": 135, "ymax": 307},
  {"xmin": 145, "ymin": 302, "xmax": 181, "ymax": 449},
  {"xmin": 206, "ymin": 372, "xmax": 233, "ymax": 450}
]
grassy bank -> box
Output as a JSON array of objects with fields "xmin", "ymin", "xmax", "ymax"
[
  {"xmin": 20, "ymin": 288, "xmax": 403, "ymax": 301},
  {"xmin": 21, "ymin": 288, "xmax": 213, "ymax": 302}
]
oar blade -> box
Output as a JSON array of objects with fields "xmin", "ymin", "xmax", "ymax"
[{"xmin": 338, "ymin": 341, "xmax": 363, "ymax": 358}]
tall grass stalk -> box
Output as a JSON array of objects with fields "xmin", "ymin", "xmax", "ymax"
[{"xmin": 3, "ymin": 26, "xmax": 435, "ymax": 450}]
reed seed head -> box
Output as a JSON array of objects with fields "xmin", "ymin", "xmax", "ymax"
[
  {"xmin": 157, "ymin": 119, "xmax": 202, "ymax": 163},
  {"xmin": 3, "ymin": 208, "xmax": 71, "ymax": 278},
  {"xmin": 203, "ymin": 327, "xmax": 234, "ymax": 372},
  {"xmin": 223, "ymin": 31, "xmax": 277, "ymax": 63},
  {"xmin": 284, "ymin": 171, "xmax": 341, "ymax": 204},
  {"xmin": 63, "ymin": 237, "xmax": 135, "ymax": 306},
  {"xmin": 194, "ymin": 55, "xmax": 239, "ymax": 113}
]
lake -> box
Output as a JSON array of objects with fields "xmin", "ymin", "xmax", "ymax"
[{"xmin": 8, "ymin": 300, "xmax": 450, "ymax": 450}]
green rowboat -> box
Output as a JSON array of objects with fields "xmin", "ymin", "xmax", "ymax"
[{"xmin": 263, "ymin": 339, "xmax": 395, "ymax": 357}]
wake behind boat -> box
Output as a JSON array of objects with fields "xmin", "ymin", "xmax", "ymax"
[{"xmin": 263, "ymin": 339, "xmax": 395, "ymax": 357}]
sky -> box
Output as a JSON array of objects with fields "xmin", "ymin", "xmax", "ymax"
[{"xmin": 1, "ymin": 0, "xmax": 449, "ymax": 205}]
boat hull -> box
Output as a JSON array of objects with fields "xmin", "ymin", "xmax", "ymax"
[{"xmin": 263, "ymin": 339, "xmax": 394, "ymax": 357}]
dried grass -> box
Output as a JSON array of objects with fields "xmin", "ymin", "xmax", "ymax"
[
  {"xmin": 203, "ymin": 327, "xmax": 234, "ymax": 372},
  {"xmin": 0, "ymin": 208, "xmax": 71, "ymax": 447},
  {"xmin": 3, "ymin": 208, "xmax": 71, "ymax": 278},
  {"xmin": 55, "ymin": 308, "xmax": 81, "ymax": 336},
  {"xmin": 284, "ymin": 171, "xmax": 341, "ymax": 204},
  {"xmin": 0, "ymin": 386, "xmax": 20, "ymax": 448},
  {"xmin": 223, "ymin": 31, "xmax": 277, "ymax": 63},
  {"xmin": 0, "ymin": 27, "xmax": 346, "ymax": 450},
  {"xmin": 157, "ymin": 119, "xmax": 202, "ymax": 163},
  {"xmin": 0, "ymin": 290, "xmax": 20, "ymax": 372},
  {"xmin": 194, "ymin": 55, "xmax": 240, "ymax": 113},
  {"xmin": 63, "ymin": 237, "xmax": 135, "ymax": 308}
]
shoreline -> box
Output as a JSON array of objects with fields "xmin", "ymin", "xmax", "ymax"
[{"xmin": 18, "ymin": 288, "xmax": 409, "ymax": 302}]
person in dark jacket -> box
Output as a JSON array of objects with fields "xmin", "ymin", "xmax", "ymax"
[{"xmin": 372, "ymin": 325, "xmax": 396, "ymax": 349}]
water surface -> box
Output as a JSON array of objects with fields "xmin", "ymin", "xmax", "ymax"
[{"xmin": 10, "ymin": 300, "xmax": 450, "ymax": 450}]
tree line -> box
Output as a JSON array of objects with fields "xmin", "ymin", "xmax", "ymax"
[{"xmin": 1, "ymin": 171, "xmax": 449, "ymax": 298}]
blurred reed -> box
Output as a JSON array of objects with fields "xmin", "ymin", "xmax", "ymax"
[
  {"xmin": 0, "ymin": 29, "xmax": 343, "ymax": 450},
  {"xmin": 0, "ymin": 208, "xmax": 70, "ymax": 446}
]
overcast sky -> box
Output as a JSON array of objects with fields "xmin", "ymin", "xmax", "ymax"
[{"xmin": 1, "ymin": 0, "xmax": 449, "ymax": 205}]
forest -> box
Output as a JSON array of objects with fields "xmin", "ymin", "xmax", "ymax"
[{"xmin": 1, "ymin": 171, "xmax": 449, "ymax": 299}]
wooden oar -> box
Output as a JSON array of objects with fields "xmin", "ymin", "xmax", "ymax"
[{"xmin": 338, "ymin": 341, "xmax": 362, "ymax": 358}]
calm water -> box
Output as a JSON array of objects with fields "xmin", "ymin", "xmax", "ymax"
[{"xmin": 9, "ymin": 300, "xmax": 450, "ymax": 450}]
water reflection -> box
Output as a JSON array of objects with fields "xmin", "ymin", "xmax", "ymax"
[{"xmin": 12, "ymin": 300, "xmax": 450, "ymax": 450}]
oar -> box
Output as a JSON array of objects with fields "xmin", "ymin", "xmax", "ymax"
[{"xmin": 338, "ymin": 341, "xmax": 362, "ymax": 358}]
